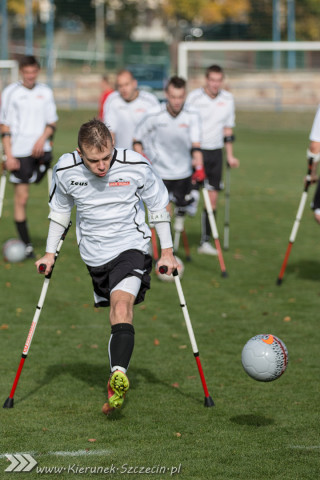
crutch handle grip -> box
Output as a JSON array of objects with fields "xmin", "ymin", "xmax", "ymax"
[
  {"xmin": 159, "ymin": 265, "xmax": 168, "ymax": 274},
  {"xmin": 159, "ymin": 265, "xmax": 179, "ymax": 276},
  {"xmin": 38, "ymin": 264, "xmax": 46, "ymax": 273}
]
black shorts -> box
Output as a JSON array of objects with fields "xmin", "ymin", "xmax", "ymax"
[
  {"xmin": 86, "ymin": 249, "xmax": 153, "ymax": 308},
  {"xmin": 163, "ymin": 176, "xmax": 192, "ymax": 207},
  {"xmin": 202, "ymin": 149, "xmax": 223, "ymax": 191},
  {"xmin": 9, "ymin": 152, "xmax": 52, "ymax": 184}
]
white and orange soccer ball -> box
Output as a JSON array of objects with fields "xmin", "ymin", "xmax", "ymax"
[{"xmin": 241, "ymin": 334, "xmax": 288, "ymax": 382}]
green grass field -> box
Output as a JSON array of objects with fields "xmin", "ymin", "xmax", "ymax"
[{"xmin": 0, "ymin": 110, "xmax": 319, "ymax": 479}]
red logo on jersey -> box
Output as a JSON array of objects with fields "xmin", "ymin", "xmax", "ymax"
[
  {"xmin": 179, "ymin": 123, "xmax": 189, "ymax": 128},
  {"xmin": 109, "ymin": 179, "xmax": 130, "ymax": 187},
  {"xmin": 135, "ymin": 108, "xmax": 146, "ymax": 113},
  {"xmin": 217, "ymin": 102, "xmax": 226, "ymax": 106}
]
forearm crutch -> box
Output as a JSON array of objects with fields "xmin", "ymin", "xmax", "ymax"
[
  {"xmin": 3, "ymin": 222, "xmax": 72, "ymax": 408},
  {"xmin": 151, "ymin": 227, "xmax": 159, "ymax": 262},
  {"xmin": 0, "ymin": 166, "xmax": 7, "ymax": 219},
  {"xmin": 159, "ymin": 266, "xmax": 214, "ymax": 407},
  {"xmin": 223, "ymin": 163, "xmax": 231, "ymax": 250},
  {"xmin": 202, "ymin": 187, "xmax": 228, "ymax": 277},
  {"xmin": 277, "ymin": 158, "xmax": 313, "ymax": 285}
]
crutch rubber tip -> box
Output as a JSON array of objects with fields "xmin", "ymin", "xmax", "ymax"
[
  {"xmin": 3, "ymin": 397, "xmax": 14, "ymax": 408},
  {"xmin": 204, "ymin": 396, "xmax": 215, "ymax": 407},
  {"xmin": 221, "ymin": 271, "xmax": 228, "ymax": 278},
  {"xmin": 276, "ymin": 278, "xmax": 283, "ymax": 286}
]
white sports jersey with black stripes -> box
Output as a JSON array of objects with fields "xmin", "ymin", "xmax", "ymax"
[
  {"xmin": 185, "ymin": 88, "xmax": 235, "ymax": 150},
  {"xmin": 310, "ymin": 105, "xmax": 320, "ymax": 142},
  {"xmin": 0, "ymin": 81, "xmax": 58, "ymax": 157},
  {"xmin": 134, "ymin": 103, "xmax": 201, "ymax": 180},
  {"xmin": 102, "ymin": 90, "xmax": 159, "ymax": 149},
  {"xmin": 49, "ymin": 148, "xmax": 169, "ymax": 266}
]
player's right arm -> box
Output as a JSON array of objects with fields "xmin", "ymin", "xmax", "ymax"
[
  {"xmin": 0, "ymin": 124, "xmax": 19, "ymax": 171},
  {"xmin": 35, "ymin": 154, "xmax": 74, "ymax": 275}
]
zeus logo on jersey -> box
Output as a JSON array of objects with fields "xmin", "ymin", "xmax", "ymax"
[
  {"xmin": 70, "ymin": 180, "xmax": 88, "ymax": 186},
  {"xmin": 109, "ymin": 178, "xmax": 130, "ymax": 187}
]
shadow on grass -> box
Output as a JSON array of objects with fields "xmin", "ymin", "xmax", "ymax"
[
  {"xmin": 286, "ymin": 260, "xmax": 320, "ymax": 282},
  {"xmin": 15, "ymin": 363, "xmax": 201, "ymax": 407},
  {"xmin": 230, "ymin": 414, "xmax": 274, "ymax": 427}
]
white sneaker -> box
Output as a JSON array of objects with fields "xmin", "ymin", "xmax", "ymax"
[{"xmin": 197, "ymin": 242, "xmax": 218, "ymax": 256}]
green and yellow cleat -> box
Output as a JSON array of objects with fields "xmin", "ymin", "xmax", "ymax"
[{"xmin": 102, "ymin": 370, "xmax": 129, "ymax": 415}]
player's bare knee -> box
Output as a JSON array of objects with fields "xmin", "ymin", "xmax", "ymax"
[{"xmin": 110, "ymin": 300, "xmax": 133, "ymax": 325}]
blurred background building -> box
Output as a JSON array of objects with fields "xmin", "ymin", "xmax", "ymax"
[{"xmin": 1, "ymin": 0, "xmax": 320, "ymax": 109}]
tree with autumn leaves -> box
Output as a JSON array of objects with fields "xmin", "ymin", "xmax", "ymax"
[{"xmin": 5, "ymin": 0, "xmax": 320, "ymax": 41}]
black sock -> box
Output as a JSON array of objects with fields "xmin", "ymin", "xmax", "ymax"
[
  {"xmin": 108, "ymin": 323, "xmax": 135, "ymax": 373},
  {"xmin": 201, "ymin": 209, "xmax": 216, "ymax": 244},
  {"xmin": 15, "ymin": 220, "xmax": 31, "ymax": 245}
]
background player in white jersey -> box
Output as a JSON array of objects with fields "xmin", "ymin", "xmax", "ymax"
[
  {"xmin": 0, "ymin": 55, "xmax": 58, "ymax": 258},
  {"xmin": 307, "ymin": 105, "xmax": 320, "ymax": 223},
  {"xmin": 133, "ymin": 76, "xmax": 204, "ymax": 238},
  {"xmin": 35, "ymin": 119, "xmax": 177, "ymax": 415},
  {"xmin": 186, "ymin": 64, "xmax": 239, "ymax": 255},
  {"xmin": 102, "ymin": 69, "xmax": 159, "ymax": 149}
]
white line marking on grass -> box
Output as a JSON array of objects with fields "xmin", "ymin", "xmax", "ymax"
[
  {"xmin": 48, "ymin": 450, "xmax": 112, "ymax": 457},
  {"xmin": 0, "ymin": 450, "xmax": 111, "ymax": 459},
  {"xmin": 289, "ymin": 446, "xmax": 320, "ymax": 450}
]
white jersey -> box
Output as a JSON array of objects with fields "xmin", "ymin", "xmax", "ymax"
[
  {"xmin": 49, "ymin": 148, "xmax": 169, "ymax": 267},
  {"xmin": 0, "ymin": 81, "xmax": 58, "ymax": 157},
  {"xmin": 310, "ymin": 105, "xmax": 320, "ymax": 142},
  {"xmin": 134, "ymin": 103, "xmax": 201, "ymax": 180},
  {"xmin": 185, "ymin": 88, "xmax": 235, "ymax": 150},
  {"xmin": 103, "ymin": 90, "xmax": 159, "ymax": 149}
]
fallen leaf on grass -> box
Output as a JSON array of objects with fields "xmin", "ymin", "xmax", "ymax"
[
  {"xmin": 174, "ymin": 432, "xmax": 181, "ymax": 437},
  {"xmin": 288, "ymin": 298, "xmax": 296, "ymax": 303},
  {"xmin": 76, "ymin": 344, "xmax": 82, "ymax": 349},
  {"xmin": 139, "ymin": 305, "xmax": 146, "ymax": 310},
  {"xmin": 83, "ymin": 304, "xmax": 90, "ymax": 308},
  {"xmin": 171, "ymin": 382, "xmax": 180, "ymax": 388},
  {"xmin": 56, "ymin": 330, "xmax": 61, "ymax": 335},
  {"xmin": 5, "ymin": 282, "xmax": 11, "ymax": 288},
  {"xmin": 88, "ymin": 439, "xmax": 96, "ymax": 443},
  {"xmin": 283, "ymin": 316, "xmax": 291, "ymax": 322},
  {"xmin": 5, "ymin": 264, "xmax": 11, "ymax": 270},
  {"xmin": 154, "ymin": 338, "xmax": 160, "ymax": 346},
  {"xmin": 0, "ymin": 324, "xmax": 9, "ymax": 330},
  {"xmin": 233, "ymin": 254, "xmax": 244, "ymax": 260},
  {"xmin": 152, "ymin": 315, "xmax": 157, "ymax": 321},
  {"xmin": 90, "ymin": 344, "xmax": 98, "ymax": 349},
  {"xmin": 16, "ymin": 308, "xmax": 22, "ymax": 316},
  {"xmin": 179, "ymin": 345, "xmax": 187, "ymax": 349}
]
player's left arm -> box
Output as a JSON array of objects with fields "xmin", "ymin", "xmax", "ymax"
[
  {"xmin": 308, "ymin": 141, "xmax": 320, "ymax": 181},
  {"xmin": 141, "ymin": 164, "xmax": 178, "ymax": 275},
  {"xmin": 224, "ymin": 127, "xmax": 239, "ymax": 168},
  {"xmin": 32, "ymin": 123, "xmax": 57, "ymax": 158},
  {"xmin": 32, "ymin": 90, "xmax": 58, "ymax": 158}
]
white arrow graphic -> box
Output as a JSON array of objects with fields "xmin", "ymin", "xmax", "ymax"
[
  {"xmin": 5, "ymin": 455, "xmax": 19, "ymax": 472},
  {"xmin": 13, "ymin": 454, "xmax": 28, "ymax": 472},
  {"xmin": 23, "ymin": 454, "xmax": 38, "ymax": 472},
  {"xmin": 4, "ymin": 453, "xmax": 38, "ymax": 472}
]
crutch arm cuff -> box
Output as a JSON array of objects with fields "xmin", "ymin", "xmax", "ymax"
[{"xmin": 307, "ymin": 149, "xmax": 320, "ymax": 163}]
